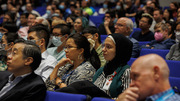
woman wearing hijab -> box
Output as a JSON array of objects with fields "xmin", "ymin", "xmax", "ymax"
[{"xmin": 93, "ymin": 33, "xmax": 133, "ymax": 98}]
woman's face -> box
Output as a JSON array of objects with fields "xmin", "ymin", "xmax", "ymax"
[
  {"xmin": 102, "ymin": 37, "xmax": 116, "ymax": 61},
  {"xmin": 66, "ymin": 17, "xmax": 74, "ymax": 25},
  {"xmin": 74, "ymin": 18, "xmax": 83, "ymax": 32},
  {"xmin": 163, "ymin": 9, "xmax": 169, "ymax": 18},
  {"xmin": 65, "ymin": 38, "xmax": 82, "ymax": 61},
  {"xmin": 1, "ymin": 35, "xmax": 11, "ymax": 50}
]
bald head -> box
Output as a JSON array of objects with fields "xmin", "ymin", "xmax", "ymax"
[
  {"xmin": 115, "ymin": 17, "xmax": 133, "ymax": 36},
  {"xmin": 132, "ymin": 54, "xmax": 169, "ymax": 79}
]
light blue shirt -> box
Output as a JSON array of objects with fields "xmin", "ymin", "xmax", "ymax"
[
  {"xmin": 47, "ymin": 47, "xmax": 66, "ymax": 61},
  {"xmin": 0, "ymin": 73, "xmax": 31, "ymax": 98}
]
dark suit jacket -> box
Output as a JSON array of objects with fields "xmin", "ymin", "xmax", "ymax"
[{"xmin": 0, "ymin": 71, "xmax": 47, "ymax": 101}]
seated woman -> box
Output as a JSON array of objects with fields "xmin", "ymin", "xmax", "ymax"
[
  {"xmin": 72, "ymin": 17, "xmax": 88, "ymax": 34},
  {"xmin": 93, "ymin": 33, "xmax": 133, "ymax": 98},
  {"xmin": 166, "ymin": 23, "xmax": 180, "ymax": 61},
  {"xmin": 46, "ymin": 34, "xmax": 100, "ymax": 91}
]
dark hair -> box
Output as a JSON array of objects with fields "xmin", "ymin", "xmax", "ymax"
[
  {"xmin": 105, "ymin": 10, "xmax": 116, "ymax": 18},
  {"xmin": 142, "ymin": 14, "xmax": 153, "ymax": 25},
  {"xmin": 28, "ymin": 24, "xmax": 50, "ymax": 48},
  {"xmin": 66, "ymin": 14, "xmax": 78, "ymax": 22},
  {"xmin": 4, "ymin": 12, "xmax": 16, "ymax": 23},
  {"xmin": 21, "ymin": 13, "xmax": 29, "ymax": 18},
  {"xmin": 4, "ymin": 32, "xmax": 19, "ymax": 43},
  {"xmin": 2, "ymin": 22, "xmax": 18, "ymax": 33},
  {"xmin": 53, "ymin": 24, "xmax": 70, "ymax": 36},
  {"xmin": 14, "ymin": 39, "xmax": 42, "ymax": 71},
  {"xmin": 68, "ymin": 34, "xmax": 100, "ymax": 70},
  {"xmin": 82, "ymin": 26, "xmax": 101, "ymax": 43},
  {"xmin": 154, "ymin": 9, "xmax": 163, "ymax": 15}
]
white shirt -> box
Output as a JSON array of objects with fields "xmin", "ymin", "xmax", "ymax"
[{"xmin": 35, "ymin": 51, "xmax": 58, "ymax": 81}]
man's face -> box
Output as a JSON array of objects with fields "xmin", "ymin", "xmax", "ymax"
[
  {"xmin": 104, "ymin": 14, "xmax": 111, "ymax": 22},
  {"xmin": 154, "ymin": 27, "xmax": 167, "ymax": 40},
  {"xmin": 26, "ymin": 3, "xmax": 32, "ymax": 12},
  {"xmin": 27, "ymin": 14, "xmax": 36, "ymax": 26},
  {"xmin": 47, "ymin": 6, "xmax": 53, "ymax": 14},
  {"xmin": 20, "ymin": 15, "xmax": 28, "ymax": 25},
  {"xmin": 130, "ymin": 61, "xmax": 155, "ymax": 100},
  {"xmin": 153, "ymin": 11, "xmax": 162, "ymax": 22},
  {"xmin": 3, "ymin": 14, "xmax": 11, "ymax": 23},
  {"xmin": 139, "ymin": 17, "xmax": 150, "ymax": 29},
  {"xmin": 114, "ymin": 18, "xmax": 128, "ymax": 35},
  {"xmin": 31, "ymin": 18, "xmax": 43, "ymax": 26},
  {"xmin": 27, "ymin": 31, "xmax": 41, "ymax": 46},
  {"xmin": 6, "ymin": 43, "xmax": 26, "ymax": 73}
]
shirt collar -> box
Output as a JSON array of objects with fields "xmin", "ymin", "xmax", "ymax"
[
  {"xmin": 8, "ymin": 72, "xmax": 31, "ymax": 82},
  {"xmin": 42, "ymin": 50, "xmax": 49, "ymax": 60}
]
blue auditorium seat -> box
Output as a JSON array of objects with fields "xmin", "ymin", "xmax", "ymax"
[
  {"xmin": 89, "ymin": 14, "xmax": 104, "ymax": 28},
  {"xmin": 100, "ymin": 35, "xmax": 108, "ymax": 43},
  {"xmin": 34, "ymin": 6, "xmax": 46, "ymax": 16},
  {"xmin": 91, "ymin": 97, "xmax": 114, "ymax": 101},
  {"xmin": 130, "ymin": 28, "xmax": 141, "ymax": 37},
  {"xmin": 127, "ymin": 58, "xmax": 136, "ymax": 66},
  {"xmin": 169, "ymin": 77, "xmax": 180, "ymax": 93},
  {"xmin": 139, "ymin": 41, "xmax": 150, "ymax": 47},
  {"xmin": 140, "ymin": 49, "xmax": 169, "ymax": 59},
  {"xmin": 45, "ymin": 91, "xmax": 87, "ymax": 101},
  {"xmin": 166, "ymin": 60, "xmax": 180, "ymax": 78}
]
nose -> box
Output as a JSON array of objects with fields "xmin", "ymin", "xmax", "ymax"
[{"xmin": 7, "ymin": 53, "xmax": 12, "ymax": 60}]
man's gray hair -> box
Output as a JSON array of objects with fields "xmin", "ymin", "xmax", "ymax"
[
  {"xmin": 125, "ymin": 19, "xmax": 133, "ymax": 34},
  {"xmin": 36, "ymin": 17, "xmax": 50, "ymax": 29}
]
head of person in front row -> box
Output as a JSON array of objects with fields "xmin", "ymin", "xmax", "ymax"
[
  {"xmin": 46, "ymin": 34, "xmax": 100, "ymax": 90},
  {"xmin": 7, "ymin": 39, "xmax": 42, "ymax": 77},
  {"xmin": 93, "ymin": 34, "xmax": 133, "ymax": 98},
  {"xmin": 116, "ymin": 54, "xmax": 180, "ymax": 101}
]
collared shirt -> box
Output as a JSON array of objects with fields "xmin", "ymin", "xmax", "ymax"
[
  {"xmin": 0, "ymin": 73, "xmax": 31, "ymax": 98},
  {"xmin": 96, "ymin": 44, "xmax": 106, "ymax": 67},
  {"xmin": 146, "ymin": 88, "xmax": 180, "ymax": 101},
  {"xmin": 35, "ymin": 50, "xmax": 58, "ymax": 81},
  {"xmin": 47, "ymin": 47, "xmax": 66, "ymax": 61}
]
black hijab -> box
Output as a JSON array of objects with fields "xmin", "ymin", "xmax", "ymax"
[{"xmin": 103, "ymin": 33, "xmax": 133, "ymax": 76}]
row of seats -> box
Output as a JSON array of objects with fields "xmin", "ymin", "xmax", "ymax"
[
  {"xmin": 45, "ymin": 76, "xmax": 180, "ymax": 101},
  {"xmin": 45, "ymin": 91, "xmax": 114, "ymax": 101}
]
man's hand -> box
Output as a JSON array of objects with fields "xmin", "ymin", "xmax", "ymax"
[{"xmin": 116, "ymin": 86, "xmax": 139, "ymax": 101}]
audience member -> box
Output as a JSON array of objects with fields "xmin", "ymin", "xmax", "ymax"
[
  {"xmin": 98, "ymin": 10, "xmax": 116, "ymax": 35},
  {"xmin": 0, "ymin": 32, "xmax": 19, "ymax": 71},
  {"xmin": 125, "ymin": 0, "xmax": 138, "ymax": 17},
  {"xmin": 115, "ymin": 17, "xmax": 139, "ymax": 58},
  {"xmin": 150, "ymin": 9, "xmax": 165, "ymax": 32},
  {"xmin": 27, "ymin": 24, "xmax": 57, "ymax": 81},
  {"xmin": 132, "ymin": 13, "xmax": 154, "ymax": 41},
  {"xmin": 46, "ymin": 34, "xmax": 100, "ymax": 91},
  {"xmin": 93, "ymin": 33, "xmax": 132, "ymax": 98},
  {"xmin": 82, "ymin": 26, "xmax": 106, "ymax": 67},
  {"xmin": 66, "ymin": 14, "xmax": 77, "ymax": 34},
  {"xmin": 47, "ymin": 24, "xmax": 70, "ymax": 61},
  {"xmin": 141, "ymin": 22, "xmax": 175, "ymax": 49},
  {"xmin": 19, "ymin": 13, "xmax": 29, "ymax": 28},
  {"xmin": 0, "ymin": 39, "xmax": 46, "ymax": 101},
  {"xmin": 116, "ymin": 54, "xmax": 180, "ymax": 101},
  {"xmin": 99, "ymin": 0, "xmax": 109, "ymax": 14},
  {"xmin": 166, "ymin": 23, "xmax": 180, "ymax": 61},
  {"xmin": 42, "ymin": 5, "xmax": 54, "ymax": 19},
  {"xmin": 25, "ymin": 3, "xmax": 40, "ymax": 17},
  {"xmin": 73, "ymin": 17, "xmax": 88, "ymax": 34}
]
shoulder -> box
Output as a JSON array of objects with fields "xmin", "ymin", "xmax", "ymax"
[
  {"xmin": 0, "ymin": 71, "xmax": 11, "ymax": 81},
  {"xmin": 47, "ymin": 47, "xmax": 57, "ymax": 52}
]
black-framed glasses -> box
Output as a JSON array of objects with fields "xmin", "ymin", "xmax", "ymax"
[{"xmin": 64, "ymin": 45, "xmax": 77, "ymax": 51}]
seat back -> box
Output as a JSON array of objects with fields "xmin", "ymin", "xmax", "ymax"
[
  {"xmin": 140, "ymin": 49, "xmax": 169, "ymax": 59},
  {"xmin": 169, "ymin": 77, "xmax": 180, "ymax": 93},
  {"xmin": 45, "ymin": 91, "xmax": 87, "ymax": 101},
  {"xmin": 166, "ymin": 60, "xmax": 180, "ymax": 78},
  {"xmin": 91, "ymin": 97, "xmax": 114, "ymax": 101}
]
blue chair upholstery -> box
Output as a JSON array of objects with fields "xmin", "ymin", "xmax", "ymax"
[
  {"xmin": 100, "ymin": 35, "xmax": 108, "ymax": 43},
  {"xmin": 91, "ymin": 97, "xmax": 114, "ymax": 101},
  {"xmin": 130, "ymin": 28, "xmax": 141, "ymax": 37},
  {"xmin": 127, "ymin": 58, "xmax": 136, "ymax": 66},
  {"xmin": 45, "ymin": 91, "xmax": 87, "ymax": 101},
  {"xmin": 89, "ymin": 15, "xmax": 104, "ymax": 28},
  {"xmin": 139, "ymin": 41, "xmax": 150, "ymax": 47},
  {"xmin": 140, "ymin": 49, "xmax": 169, "ymax": 59},
  {"xmin": 166, "ymin": 60, "xmax": 180, "ymax": 78},
  {"xmin": 169, "ymin": 77, "xmax": 180, "ymax": 93}
]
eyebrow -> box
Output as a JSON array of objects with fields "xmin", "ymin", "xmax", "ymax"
[{"xmin": 13, "ymin": 48, "xmax": 18, "ymax": 52}]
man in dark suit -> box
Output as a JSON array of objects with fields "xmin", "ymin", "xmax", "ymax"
[{"xmin": 0, "ymin": 39, "xmax": 47, "ymax": 101}]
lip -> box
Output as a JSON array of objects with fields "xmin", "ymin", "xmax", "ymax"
[{"xmin": 6, "ymin": 61, "xmax": 11, "ymax": 66}]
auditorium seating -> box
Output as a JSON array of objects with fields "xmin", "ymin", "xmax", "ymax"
[
  {"xmin": 169, "ymin": 77, "xmax": 180, "ymax": 93},
  {"xmin": 45, "ymin": 91, "xmax": 87, "ymax": 101},
  {"xmin": 140, "ymin": 49, "xmax": 169, "ymax": 59},
  {"xmin": 91, "ymin": 97, "xmax": 114, "ymax": 101}
]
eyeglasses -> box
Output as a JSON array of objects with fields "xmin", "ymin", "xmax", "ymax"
[
  {"xmin": 139, "ymin": 20, "xmax": 148, "ymax": 23},
  {"xmin": 0, "ymin": 43, "xmax": 10, "ymax": 49},
  {"xmin": 64, "ymin": 45, "xmax": 77, "ymax": 51},
  {"xmin": 51, "ymin": 33, "xmax": 63, "ymax": 37},
  {"xmin": 114, "ymin": 23, "xmax": 124, "ymax": 27}
]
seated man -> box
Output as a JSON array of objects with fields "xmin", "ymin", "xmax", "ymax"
[
  {"xmin": 47, "ymin": 24, "xmax": 70, "ymax": 61},
  {"xmin": 141, "ymin": 22, "xmax": 175, "ymax": 49},
  {"xmin": 27, "ymin": 24, "xmax": 58, "ymax": 81},
  {"xmin": 116, "ymin": 54, "xmax": 180, "ymax": 101},
  {"xmin": 132, "ymin": 13, "xmax": 154, "ymax": 41},
  {"xmin": 82, "ymin": 26, "xmax": 106, "ymax": 67},
  {"xmin": 0, "ymin": 39, "xmax": 46, "ymax": 101}
]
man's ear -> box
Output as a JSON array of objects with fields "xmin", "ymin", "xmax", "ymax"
[
  {"xmin": 25, "ymin": 57, "xmax": 33, "ymax": 66},
  {"xmin": 40, "ymin": 38, "xmax": 45, "ymax": 46},
  {"xmin": 153, "ymin": 66, "xmax": 160, "ymax": 81},
  {"xmin": 94, "ymin": 33, "xmax": 99, "ymax": 40}
]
